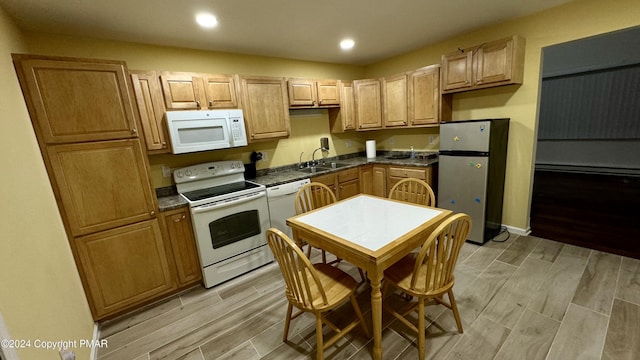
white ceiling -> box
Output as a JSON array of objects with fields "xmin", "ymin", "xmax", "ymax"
[{"xmin": 0, "ymin": 0, "xmax": 573, "ymax": 65}]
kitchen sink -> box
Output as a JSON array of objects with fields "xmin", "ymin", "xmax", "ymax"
[
  {"xmin": 296, "ymin": 162, "xmax": 353, "ymax": 174},
  {"xmin": 296, "ymin": 167, "xmax": 331, "ymax": 174}
]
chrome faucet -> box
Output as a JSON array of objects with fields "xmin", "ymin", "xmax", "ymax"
[
  {"xmin": 298, "ymin": 152, "xmax": 307, "ymax": 169},
  {"xmin": 311, "ymin": 137, "xmax": 330, "ymax": 166}
]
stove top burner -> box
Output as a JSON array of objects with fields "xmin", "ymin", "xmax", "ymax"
[{"xmin": 181, "ymin": 181, "xmax": 262, "ymax": 202}]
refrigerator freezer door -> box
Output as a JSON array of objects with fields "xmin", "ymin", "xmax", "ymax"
[
  {"xmin": 440, "ymin": 120, "xmax": 492, "ymax": 152},
  {"xmin": 438, "ymin": 154, "xmax": 489, "ymax": 243}
]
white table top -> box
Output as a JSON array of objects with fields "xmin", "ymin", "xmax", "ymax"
[{"xmin": 293, "ymin": 195, "xmax": 444, "ymax": 251}]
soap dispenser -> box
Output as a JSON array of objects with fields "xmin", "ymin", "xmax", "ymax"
[{"xmin": 410, "ymin": 146, "xmax": 415, "ymax": 159}]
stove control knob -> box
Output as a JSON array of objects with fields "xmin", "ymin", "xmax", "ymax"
[
  {"xmin": 185, "ymin": 170, "xmax": 193, "ymax": 176},
  {"xmin": 175, "ymin": 170, "xmax": 184, "ymax": 178}
]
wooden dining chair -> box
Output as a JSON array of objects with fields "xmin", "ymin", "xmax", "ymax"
[
  {"xmin": 382, "ymin": 213, "xmax": 472, "ymax": 360},
  {"xmin": 388, "ymin": 178, "xmax": 436, "ymax": 206},
  {"xmin": 294, "ymin": 182, "xmax": 337, "ymax": 263},
  {"xmin": 266, "ymin": 228, "xmax": 370, "ymax": 359}
]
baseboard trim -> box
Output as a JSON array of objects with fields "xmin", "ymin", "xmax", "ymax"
[
  {"xmin": 504, "ymin": 224, "xmax": 531, "ymax": 236},
  {"xmin": 90, "ymin": 322, "xmax": 100, "ymax": 360}
]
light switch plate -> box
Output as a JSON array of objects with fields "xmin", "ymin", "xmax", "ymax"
[{"xmin": 161, "ymin": 165, "xmax": 172, "ymax": 178}]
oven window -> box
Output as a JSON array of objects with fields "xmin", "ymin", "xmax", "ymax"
[{"xmin": 209, "ymin": 210, "xmax": 261, "ymax": 249}]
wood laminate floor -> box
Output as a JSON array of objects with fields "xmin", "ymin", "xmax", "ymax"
[{"xmin": 97, "ymin": 234, "xmax": 640, "ymax": 360}]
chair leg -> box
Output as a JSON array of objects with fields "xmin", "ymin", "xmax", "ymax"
[
  {"xmin": 358, "ymin": 268, "xmax": 366, "ymax": 283},
  {"xmin": 350, "ymin": 294, "xmax": 370, "ymax": 338},
  {"xmin": 448, "ymin": 289, "xmax": 463, "ymax": 334},
  {"xmin": 417, "ymin": 297, "xmax": 426, "ymax": 360},
  {"xmin": 321, "ymin": 250, "xmax": 327, "ymax": 264},
  {"xmin": 283, "ymin": 303, "xmax": 293, "ymax": 341},
  {"xmin": 316, "ymin": 314, "xmax": 324, "ymax": 360}
]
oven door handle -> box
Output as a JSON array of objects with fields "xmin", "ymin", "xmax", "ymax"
[{"xmin": 191, "ymin": 191, "xmax": 266, "ymax": 214}]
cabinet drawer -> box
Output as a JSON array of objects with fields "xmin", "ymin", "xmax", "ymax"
[
  {"xmin": 337, "ymin": 168, "xmax": 359, "ymax": 183},
  {"xmin": 388, "ymin": 166, "xmax": 427, "ymax": 180}
]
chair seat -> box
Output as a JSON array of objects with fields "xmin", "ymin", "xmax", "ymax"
[{"xmin": 303, "ymin": 263, "xmax": 358, "ymax": 310}]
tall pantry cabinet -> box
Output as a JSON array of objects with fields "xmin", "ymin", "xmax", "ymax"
[{"xmin": 13, "ymin": 54, "xmax": 176, "ymax": 321}]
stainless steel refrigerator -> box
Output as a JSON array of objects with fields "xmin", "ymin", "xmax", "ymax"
[{"xmin": 438, "ymin": 119, "xmax": 509, "ymax": 244}]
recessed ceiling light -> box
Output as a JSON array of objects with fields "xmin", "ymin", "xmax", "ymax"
[
  {"xmin": 340, "ymin": 39, "xmax": 355, "ymax": 50},
  {"xmin": 196, "ymin": 13, "xmax": 218, "ymax": 28}
]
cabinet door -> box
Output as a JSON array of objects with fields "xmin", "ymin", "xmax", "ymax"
[
  {"xmin": 442, "ymin": 51, "xmax": 473, "ymax": 91},
  {"xmin": 311, "ymin": 173, "xmax": 338, "ymax": 195},
  {"xmin": 48, "ymin": 139, "xmax": 157, "ymax": 236},
  {"xmin": 354, "ymin": 79, "xmax": 382, "ymax": 130},
  {"xmin": 288, "ymin": 78, "xmax": 316, "ymax": 107},
  {"xmin": 16, "ymin": 57, "xmax": 138, "ymax": 143},
  {"xmin": 202, "ymin": 75, "xmax": 239, "ymax": 109},
  {"xmin": 316, "ymin": 80, "xmax": 340, "ymax": 106},
  {"xmin": 130, "ymin": 70, "xmax": 170, "ymax": 153},
  {"xmin": 329, "ymin": 81, "xmax": 355, "ymax": 133},
  {"xmin": 74, "ymin": 219, "xmax": 175, "ymax": 319},
  {"xmin": 372, "ymin": 166, "xmax": 387, "ymax": 197},
  {"xmin": 336, "ymin": 168, "xmax": 360, "ymax": 200},
  {"xmin": 162, "ymin": 208, "xmax": 201, "ymax": 286},
  {"xmin": 475, "ymin": 37, "xmax": 514, "ymax": 86},
  {"xmin": 409, "ymin": 65, "xmax": 440, "ymax": 126},
  {"xmin": 360, "ymin": 165, "xmax": 373, "ymax": 195},
  {"xmin": 383, "ymin": 74, "xmax": 408, "ymax": 128},
  {"xmin": 240, "ymin": 76, "xmax": 290, "ymax": 141},
  {"xmin": 159, "ymin": 72, "xmax": 204, "ymax": 110}
]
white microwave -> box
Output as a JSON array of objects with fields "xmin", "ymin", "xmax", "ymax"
[{"xmin": 166, "ymin": 109, "xmax": 248, "ymax": 154}]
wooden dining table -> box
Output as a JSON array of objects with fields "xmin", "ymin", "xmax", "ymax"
[{"xmin": 286, "ymin": 194, "xmax": 452, "ymax": 360}]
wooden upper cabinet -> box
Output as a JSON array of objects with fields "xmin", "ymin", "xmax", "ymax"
[
  {"xmin": 316, "ymin": 80, "xmax": 341, "ymax": 106},
  {"xmin": 409, "ymin": 65, "xmax": 441, "ymax": 126},
  {"xmin": 14, "ymin": 55, "xmax": 139, "ymax": 143},
  {"xmin": 130, "ymin": 70, "xmax": 169, "ymax": 153},
  {"xmin": 159, "ymin": 72, "xmax": 238, "ymax": 110},
  {"xmin": 240, "ymin": 75, "xmax": 290, "ymax": 141},
  {"xmin": 329, "ymin": 81, "xmax": 355, "ymax": 133},
  {"xmin": 48, "ymin": 139, "xmax": 157, "ymax": 237},
  {"xmin": 159, "ymin": 72, "xmax": 202, "ymax": 109},
  {"xmin": 74, "ymin": 219, "xmax": 175, "ymax": 319},
  {"xmin": 442, "ymin": 50, "xmax": 473, "ymax": 92},
  {"xmin": 442, "ymin": 35, "xmax": 525, "ymax": 94},
  {"xmin": 354, "ymin": 79, "xmax": 383, "ymax": 130},
  {"xmin": 382, "ymin": 73, "xmax": 408, "ymax": 128},
  {"xmin": 202, "ymin": 74, "xmax": 239, "ymax": 109},
  {"xmin": 288, "ymin": 78, "xmax": 340, "ymax": 108}
]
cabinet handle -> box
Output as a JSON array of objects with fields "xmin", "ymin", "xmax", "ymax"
[
  {"xmin": 209, "ymin": 100, "xmax": 213, "ymax": 108},
  {"xmin": 150, "ymin": 210, "xmax": 155, "ymax": 216},
  {"xmin": 196, "ymin": 100, "xmax": 201, "ymax": 108},
  {"xmin": 251, "ymin": 134, "xmax": 255, "ymax": 138},
  {"xmin": 131, "ymin": 128, "xmax": 137, "ymax": 134},
  {"xmin": 161, "ymin": 142, "xmax": 167, "ymax": 148}
]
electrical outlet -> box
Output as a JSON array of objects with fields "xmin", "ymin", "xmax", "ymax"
[
  {"xmin": 161, "ymin": 165, "xmax": 172, "ymax": 178},
  {"xmin": 346, "ymin": 140, "xmax": 352, "ymax": 148},
  {"xmin": 389, "ymin": 137, "xmax": 395, "ymax": 145},
  {"xmin": 429, "ymin": 136, "xmax": 436, "ymax": 144},
  {"xmin": 258, "ymin": 152, "xmax": 267, "ymax": 161}
]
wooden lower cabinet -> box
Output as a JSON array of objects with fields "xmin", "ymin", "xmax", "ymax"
[
  {"xmin": 387, "ymin": 166, "xmax": 433, "ymax": 190},
  {"xmin": 360, "ymin": 165, "xmax": 387, "ymax": 198},
  {"xmin": 73, "ymin": 219, "xmax": 176, "ymax": 320},
  {"xmin": 311, "ymin": 168, "xmax": 360, "ymax": 200},
  {"xmin": 160, "ymin": 208, "xmax": 201, "ymax": 286}
]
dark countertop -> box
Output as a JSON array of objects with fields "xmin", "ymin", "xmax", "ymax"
[{"xmin": 157, "ymin": 152, "xmax": 438, "ymax": 211}]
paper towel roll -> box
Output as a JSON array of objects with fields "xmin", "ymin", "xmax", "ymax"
[{"xmin": 366, "ymin": 140, "xmax": 376, "ymax": 158}]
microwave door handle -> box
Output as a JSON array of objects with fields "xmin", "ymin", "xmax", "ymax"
[{"xmin": 191, "ymin": 191, "xmax": 266, "ymax": 214}]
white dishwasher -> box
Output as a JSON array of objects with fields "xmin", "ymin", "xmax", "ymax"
[{"xmin": 266, "ymin": 178, "xmax": 310, "ymax": 239}]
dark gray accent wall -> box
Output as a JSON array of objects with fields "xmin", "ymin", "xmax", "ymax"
[{"xmin": 536, "ymin": 26, "xmax": 640, "ymax": 174}]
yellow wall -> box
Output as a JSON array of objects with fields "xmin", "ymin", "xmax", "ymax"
[
  {"xmin": 0, "ymin": 7, "xmax": 95, "ymax": 360},
  {"xmin": 366, "ymin": 0, "xmax": 640, "ymax": 230}
]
